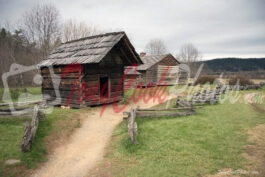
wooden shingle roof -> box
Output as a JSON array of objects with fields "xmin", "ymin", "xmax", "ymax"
[
  {"xmin": 137, "ymin": 54, "xmax": 179, "ymax": 71},
  {"xmin": 124, "ymin": 66, "xmax": 141, "ymax": 75},
  {"xmin": 39, "ymin": 31, "xmax": 142, "ymax": 67}
]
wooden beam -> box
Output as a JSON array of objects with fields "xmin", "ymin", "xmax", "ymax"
[
  {"xmin": 136, "ymin": 110, "xmax": 195, "ymax": 118},
  {"xmin": 116, "ymin": 44, "xmax": 132, "ymax": 64},
  {"xmin": 122, "ymin": 37, "xmax": 141, "ymax": 64}
]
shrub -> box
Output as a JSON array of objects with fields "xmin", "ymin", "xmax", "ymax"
[
  {"xmin": 194, "ymin": 75, "xmax": 219, "ymax": 85},
  {"xmin": 228, "ymin": 76, "xmax": 254, "ymax": 86},
  {"xmin": 10, "ymin": 88, "xmax": 25, "ymax": 99}
]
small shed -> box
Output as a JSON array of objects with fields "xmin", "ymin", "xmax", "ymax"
[
  {"xmin": 137, "ymin": 53, "xmax": 181, "ymax": 86},
  {"xmin": 39, "ymin": 32, "xmax": 142, "ymax": 108}
]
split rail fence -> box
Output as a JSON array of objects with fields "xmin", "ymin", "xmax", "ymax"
[
  {"xmin": 123, "ymin": 83, "xmax": 265, "ymax": 142},
  {"xmin": 0, "ymin": 100, "xmax": 45, "ymax": 152}
]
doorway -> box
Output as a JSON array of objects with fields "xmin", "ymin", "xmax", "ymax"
[{"xmin": 100, "ymin": 77, "xmax": 109, "ymax": 98}]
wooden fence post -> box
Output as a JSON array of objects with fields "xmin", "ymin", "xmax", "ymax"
[
  {"xmin": 21, "ymin": 104, "xmax": 40, "ymax": 152},
  {"xmin": 127, "ymin": 108, "xmax": 138, "ymax": 143}
]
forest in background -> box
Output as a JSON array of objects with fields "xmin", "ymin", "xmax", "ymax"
[
  {"xmin": 201, "ymin": 58, "xmax": 265, "ymax": 79},
  {"xmin": 0, "ymin": 3, "xmax": 101, "ymax": 88}
]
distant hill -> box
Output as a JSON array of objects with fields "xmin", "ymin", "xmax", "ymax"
[{"xmin": 202, "ymin": 58, "xmax": 265, "ymax": 72}]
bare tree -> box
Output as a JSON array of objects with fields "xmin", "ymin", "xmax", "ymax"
[
  {"xmin": 177, "ymin": 43, "xmax": 200, "ymax": 63},
  {"xmin": 22, "ymin": 3, "xmax": 61, "ymax": 57},
  {"xmin": 63, "ymin": 19, "xmax": 101, "ymax": 42},
  {"xmin": 177, "ymin": 43, "xmax": 202, "ymax": 76},
  {"xmin": 145, "ymin": 39, "xmax": 167, "ymax": 55}
]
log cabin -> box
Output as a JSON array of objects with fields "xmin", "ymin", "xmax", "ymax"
[
  {"xmin": 39, "ymin": 32, "xmax": 142, "ymax": 108},
  {"xmin": 136, "ymin": 53, "xmax": 188, "ymax": 86}
]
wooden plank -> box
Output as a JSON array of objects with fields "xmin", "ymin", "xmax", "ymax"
[
  {"xmin": 86, "ymin": 80, "xmax": 99, "ymax": 86},
  {"xmin": 111, "ymin": 79, "xmax": 123, "ymax": 85},
  {"xmin": 110, "ymin": 92, "xmax": 122, "ymax": 97},
  {"xmin": 110, "ymin": 73, "xmax": 122, "ymax": 78},
  {"xmin": 82, "ymin": 79, "xmax": 99, "ymax": 83},
  {"xmin": 138, "ymin": 107, "xmax": 200, "ymax": 111},
  {"xmin": 45, "ymin": 97, "xmax": 82, "ymax": 105},
  {"xmin": 0, "ymin": 110, "xmax": 32, "ymax": 117},
  {"xmin": 42, "ymin": 83, "xmax": 79, "ymax": 90},
  {"xmin": 84, "ymin": 95, "xmax": 100, "ymax": 103},
  {"xmin": 115, "ymin": 44, "xmax": 132, "ymax": 64},
  {"xmin": 110, "ymin": 84, "xmax": 123, "ymax": 92},
  {"xmin": 0, "ymin": 106, "xmax": 34, "ymax": 112},
  {"xmin": 42, "ymin": 79, "xmax": 81, "ymax": 90},
  {"xmin": 0, "ymin": 100, "xmax": 43, "ymax": 107},
  {"xmin": 43, "ymin": 78, "xmax": 81, "ymax": 85},
  {"xmin": 41, "ymin": 66, "xmax": 82, "ymax": 74},
  {"xmin": 82, "ymin": 74, "xmax": 99, "ymax": 81},
  {"xmin": 86, "ymin": 100, "xmax": 100, "ymax": 106},
  {"xmin": 42, "ymin": 72, "xmax": 80, "ymax": 78}
]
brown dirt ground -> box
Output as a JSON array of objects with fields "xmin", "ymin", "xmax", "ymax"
[{"xmin": 30, "ymin": 93, "xmax": 173, "ymax": 177}]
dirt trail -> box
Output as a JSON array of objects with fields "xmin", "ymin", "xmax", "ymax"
[
  {"xmin": 243, "ymin": 92, "xmax": 258, "ymax": 104},
  {"xmin": 207, "ymin": 93, "xmax": 265, "ymax": 177},
  {"xmin": 31, "ymin": 95, "xmax": 173, "ymax": 177}
]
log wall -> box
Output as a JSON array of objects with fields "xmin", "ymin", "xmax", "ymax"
[
  {"xmin": 41, "ymin": 65, "xmax": 83, "ymax": 108},
  {"xmin": 145, "ymin": 64, "xmax": 158, "ymax": 86},
  {"xmin": 41, "ymin": 49, "xmax": 126, "ymax": 108},
  {"xmin": 157, "ymin": 65, "xmax": 179, "ymax": 85}
]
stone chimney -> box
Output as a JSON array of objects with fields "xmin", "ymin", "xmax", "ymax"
[{"xmin": 139, "ymin": 52, "xmax": 146, "ymax": 57}]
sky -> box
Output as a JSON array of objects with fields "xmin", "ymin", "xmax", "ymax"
[{"xmin": 0, "ymin": 0, "xmax": 265, "ymax": 60}]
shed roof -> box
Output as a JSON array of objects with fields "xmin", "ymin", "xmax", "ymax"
[
  {"xmin": 39, "ymin": 31, "xmax": 142, "ymax": 67},
  {"xmin": 137, "ymin": 54, "xmax": 179, "ymax": 71},
  {"xmin": 124, "ymin": 66, "xmax": 141, "ymax": 75}
]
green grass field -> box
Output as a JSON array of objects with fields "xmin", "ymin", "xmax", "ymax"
[
  {"xmin": 89, "ymin": 88, "xmax": 265, "ymax": 177},
  {"xmin": 0, "ymin": 107, "xmax": 86, "ymax": 177},
  {"xmin": 0, "ymin": 87, "xmax": 42, "ymax": 103},
  {"xmin": 0, "ymin": 86, "xmax": 264, "ymax": 177}
]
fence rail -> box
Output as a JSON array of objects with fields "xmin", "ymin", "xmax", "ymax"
[
  {"xmin": 0, "ymin": 100, "xmax": 46, "ymax": 152},
  {"xmin": 122, "ymin": 83, "xmax": 265, "ymax": 143},
  {"xmin": 0, "ymin": 100, "xmax": 43, "ymax": 107},
  {"xmin": 0, "ymin": 100, "xmax": 44, "ymax": 118},
  {"xmin": 123, "ymin": 104, "xmax": 196, "ymax": 142}
]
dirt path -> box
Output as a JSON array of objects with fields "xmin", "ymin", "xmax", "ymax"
[
  {"xmin": 243, "ymin": 93, "xmax": 265, "ymax": 177},
  {"xmin": 31, "ymin": 95, "xmax": 173, "ymax": 177}
]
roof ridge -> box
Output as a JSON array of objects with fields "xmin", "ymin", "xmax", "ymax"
[
  {"xmin": 141, "ymin": 53, "xmax": 171, "ymax": 57},
  {"xmin": 138, "ymin": 53, "xmax": 178, "ymax": 70},
  {"xmin": 63, "ymin": 31, "xmax": 125, "ymax": 44}
]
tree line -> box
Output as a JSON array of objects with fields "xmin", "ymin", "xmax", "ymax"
[
  {"xmin": 0, "ymin": 3, "xmax": 201, "ymax": 87},
  {"xmin": 204, "ymin": 58, "xmax": 265, "ymax": 72},
  {"xmin": 0, "ymin": 3, "xmax": 104, "ymax": 87}
]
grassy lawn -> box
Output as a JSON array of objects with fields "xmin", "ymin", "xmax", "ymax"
[
  {"xmin": 1, "ymin": 86, "xmax": 264, "ymax": 176},
  {"xmin": 89, "ymin": 88, "xmax": 265, "ymax": 177},
  {"xmin": 0, "ymin": 107, "xmax": 88, "ymax": 177}
]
